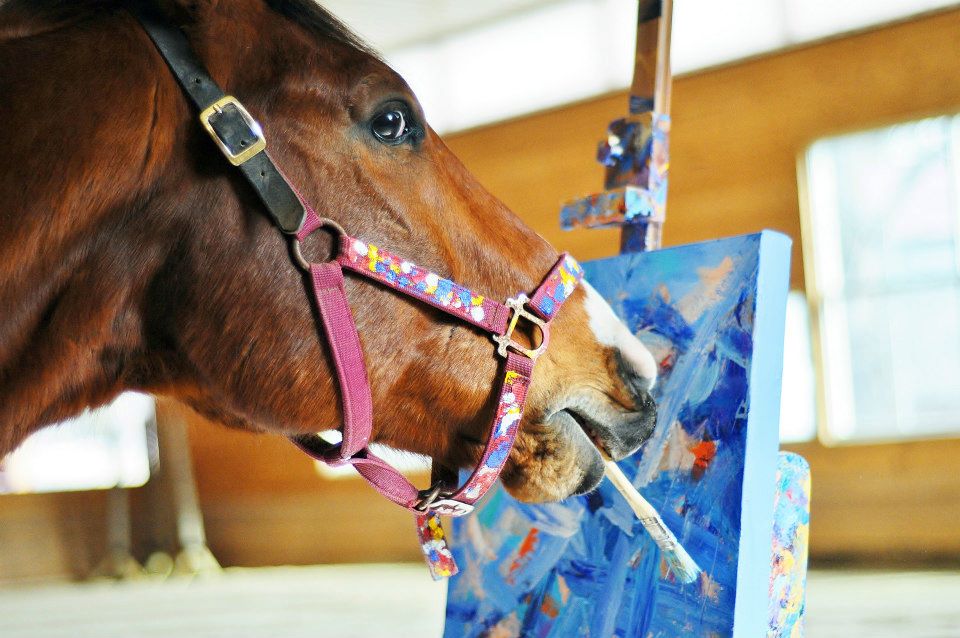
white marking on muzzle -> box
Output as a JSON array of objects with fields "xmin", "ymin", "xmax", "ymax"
[{"xmin": 582, "ymin": 281, "xmax": 658, "ymax": 388}]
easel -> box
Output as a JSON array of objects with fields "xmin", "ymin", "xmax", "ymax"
[
  {"xmin": 444, "ymin": 3, "xmax": 811, "ymax": 636},
  {"xmin": 559, "ymin": 0, "xmax": 671, "ymax": 254}
]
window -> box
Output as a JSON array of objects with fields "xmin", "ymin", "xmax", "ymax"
[
  {"xmin": 0, "ymin": 393, "xmax": 154, "ymax": 494},
  {"xmin": 779, "ymin": 291, "xmax": 818, "ymax": 443},
  {"xmin": 802, "ymin": 114, "xmax": 960, "ymax": 442}
]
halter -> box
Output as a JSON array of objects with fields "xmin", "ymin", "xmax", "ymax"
[{"xmin": 132, "ymin": 2, "xmax": 583, "ymax": 579}]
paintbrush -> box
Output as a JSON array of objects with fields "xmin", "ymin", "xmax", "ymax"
[{"xmin": 599, "ymin": 449, "xmax": 701, "ymax": 584}]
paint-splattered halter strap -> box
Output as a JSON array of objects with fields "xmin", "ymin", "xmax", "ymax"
[{"xmin": 291, "ymin": 207, "xmax": 584, "ymax": 579}]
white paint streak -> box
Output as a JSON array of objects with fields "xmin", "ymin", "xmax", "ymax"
[{"xmin": 583, "ymin": 281, "xmax": 658, "ymax": 387}]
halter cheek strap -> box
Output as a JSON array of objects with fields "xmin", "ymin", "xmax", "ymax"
[
  {"xmin": 291, "ymin": 207, "xmax": 583, "ymax": 578},
  {"xmin": 130, "ymin": 3, "xmax": 586, "ymax": 580}
]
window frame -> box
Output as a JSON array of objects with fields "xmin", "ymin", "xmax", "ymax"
[{"xmin": 797, "ymin": 110, "xmax": 960, "ymax": 446}]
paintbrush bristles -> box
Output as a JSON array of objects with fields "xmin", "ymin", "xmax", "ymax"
[
  {"xmin": 599, "ymin": 451, "xmax": 702, "ymax": 584},
  {"xmin": 661, "ymin": 535, "xmax": 701, "ymax": 584}
]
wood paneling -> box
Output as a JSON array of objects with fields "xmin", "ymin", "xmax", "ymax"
[
  {"xmin": 184, "ymin": 416, "xmax": 427, "ymax": 566},
  {"xmin": 0, "ymin": 492, "xmax": 108, "ymax": 584},
  {"xmin": 786, "ymin": 438, "xmax": 960, "ymax": 563}
]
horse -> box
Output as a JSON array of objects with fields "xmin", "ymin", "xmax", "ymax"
[{"xmin": 0, "ymin": 0, "xmax": 658, "ymax": 506}]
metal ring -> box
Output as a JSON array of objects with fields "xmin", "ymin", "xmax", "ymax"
[
  {"xmin": 414, "ymin": 482, "xmax": 445, "ymax": 512},
  {"xmin": 291, "ymin": 237, "xmax": 311, "ymax": 271},
  {"xmin": 290, "ymin": 217, "xmax": 347, "ymax": 272}
]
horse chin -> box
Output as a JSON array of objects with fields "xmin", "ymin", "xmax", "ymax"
[{"xmin": 499, "ymin": 411, "xmax": 605, "ymax": 503}]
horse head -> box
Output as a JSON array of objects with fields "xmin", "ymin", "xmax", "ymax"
[{"xmin": 0, "ymin": 0, "xmax": 657, "ymax": 502}]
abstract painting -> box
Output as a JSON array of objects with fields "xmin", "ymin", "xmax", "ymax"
[{"xmin": 444, "ymin": 231, "xmax": 791, "ymax": 637}]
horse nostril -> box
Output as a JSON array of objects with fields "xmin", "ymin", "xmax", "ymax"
[{"xmin": 616, "ymin": 350, "xmax": 655, "ymax": 406}]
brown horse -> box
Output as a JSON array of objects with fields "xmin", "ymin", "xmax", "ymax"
[{"xmin": 0, "ymin": 0, "xmax": 657, "ymax": 502}]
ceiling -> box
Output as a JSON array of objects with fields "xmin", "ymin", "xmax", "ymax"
[
  {"xmin": 315, "ymin": 0, "xmax": 959, "ymax": 133},
  {"xmin": 319, "ymin": 0, "xmax": 560, "ymax": 50}
]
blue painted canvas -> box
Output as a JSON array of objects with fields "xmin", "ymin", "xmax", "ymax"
[{"xmin": 444, "ymin": 232, "xmax": 791, "ymax": 638}]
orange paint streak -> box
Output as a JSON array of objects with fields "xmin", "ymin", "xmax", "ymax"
[
  {"xmin": 540, "ymin": 594, "xmax": 560, "ymax": 619},
  {"xmin": 659, "ymin": 352, "xmax": 676, "ymax": 376},
  {"xmin": 506, "ymin": 528, "xmax": 540, "ymax": 584},
  {"xmin": 690, "ymin": 440, "xmax": 717, "ymax": 480}
]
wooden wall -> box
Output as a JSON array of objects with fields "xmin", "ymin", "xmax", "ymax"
[{"xmin": 2, "ymin": 8, "xmax": 958, "ymax": 582}]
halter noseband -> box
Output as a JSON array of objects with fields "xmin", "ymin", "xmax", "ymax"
[{"xmin": 132, "ymin": 2, "xmax": 583, "ymax": 579}]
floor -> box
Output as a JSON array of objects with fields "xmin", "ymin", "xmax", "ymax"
[
  {"xmin": 0, "ymin": 565, "xmax": 958, "ymax": 637},
  {"xmin": 803, "ymin": 570, "xmax": 960, "ymax": 638}
]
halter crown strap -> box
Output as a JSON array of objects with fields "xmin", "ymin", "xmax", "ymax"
[{"xmin": 129, "ymin": 1, "xmax": 306, "ymax": 234}]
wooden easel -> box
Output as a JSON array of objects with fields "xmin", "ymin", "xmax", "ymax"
[{"xmin": 559, "ymin": 0, "xmax": 672, "ymax": 254}]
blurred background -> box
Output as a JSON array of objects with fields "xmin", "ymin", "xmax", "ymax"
[{"xmin": 2, "ymin": 0, "xmax": 959, "ymax": 636}]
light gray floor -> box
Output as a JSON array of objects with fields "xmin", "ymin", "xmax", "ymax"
[
  {"xmin": 804, "ymin": 570, "xmax": 960, "ymax": 638},
  {"xmin": 0, "ymin": 565, "xmax": 446, "ymax": 638},
  {"xmin": 0, "ymin": 565, "xmax": 958, "ymax": 637}
]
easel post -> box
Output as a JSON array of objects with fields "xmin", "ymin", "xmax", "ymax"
[{"xmin": 559, "ymin": 0, "xmax": 673, "ymax": 254}]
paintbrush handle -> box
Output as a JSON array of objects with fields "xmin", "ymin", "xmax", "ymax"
[{"xmin": 601, "ymin": 453, "xmax": 678, "ymax": 551}]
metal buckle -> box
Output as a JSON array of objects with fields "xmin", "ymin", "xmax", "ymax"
[
  {"xmin": 414, "ymin": 483, "xmax": 444, "ymax": 512},
  {"xmin": 428, "ymin": 499, "xmax": 475, "ymax": 516},
  {"xmin": 492, "ymin": 294, "xmax": 549, "ymax": 361},
  {"xmin": 414, "ymin": 483, "xmax": 475, "ymax": 516},
  {"xmin": 199, "ymin": 96, "xmax": 267, "ymax": 166}
]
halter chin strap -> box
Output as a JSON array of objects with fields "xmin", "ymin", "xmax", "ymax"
[{"xmin": 130, "ymin": 2, "xmax": 585, "ymax": 579}]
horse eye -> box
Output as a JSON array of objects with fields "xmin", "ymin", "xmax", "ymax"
[{"xmin": 371, "ymin": 109, "xmax": 410, "ymax": 144}]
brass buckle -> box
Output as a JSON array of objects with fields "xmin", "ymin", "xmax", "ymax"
[
  {"xmin": 492, "ymin": 294, "xmax": 549, "ymax": 361},
  {"xmin": 199, "ymin": 96, "xmax": 267, "ymax": 166}
]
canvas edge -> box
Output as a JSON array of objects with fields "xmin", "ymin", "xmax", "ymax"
[{"xmin": 732, "ymin": 230, "xmax": 793, "ymax": 637}]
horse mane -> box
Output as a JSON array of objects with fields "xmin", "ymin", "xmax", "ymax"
[{"xmin": 264, "ymin": 0, "xmax": 381, "ymax": 60}]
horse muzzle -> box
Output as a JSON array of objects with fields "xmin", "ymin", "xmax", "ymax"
[{"xmin": 550, "ymin": 384, "xmax": 657, "ymax": 489}]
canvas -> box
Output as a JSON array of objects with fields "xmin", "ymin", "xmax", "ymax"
[{"xmin": 444, "ymin": 231, "xmax": 791, "ymax": 638}]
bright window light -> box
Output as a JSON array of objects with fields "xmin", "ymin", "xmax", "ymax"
[
  {"xmin": 779, "ymin": 291, "xmax": 817, "ymax": 443},
  {"xmin": 782, "ymin": 0, "xmax": 955, "ymax": 42},
  {"xmin": 803, "ymin": 114, "xmax": 960, "ymax": 443},
  {"xmin": 389, "ymin": 0, "xmax": 635, "ymax": 132},
  {"xmin": 314, "ymin": 431, "xmax": 430, "ymax": 479},
  {"xmin": 0, "ymin": 393, "xmax": 154, "ymax": 494},
  {"xmin": 671, "ymin": 0, "xmax": 787, "ymax": 73}
]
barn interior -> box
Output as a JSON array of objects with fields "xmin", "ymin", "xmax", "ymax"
[{"xmin": 1, "ymin": 1, "xmax": 959, "ymax": 636}]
